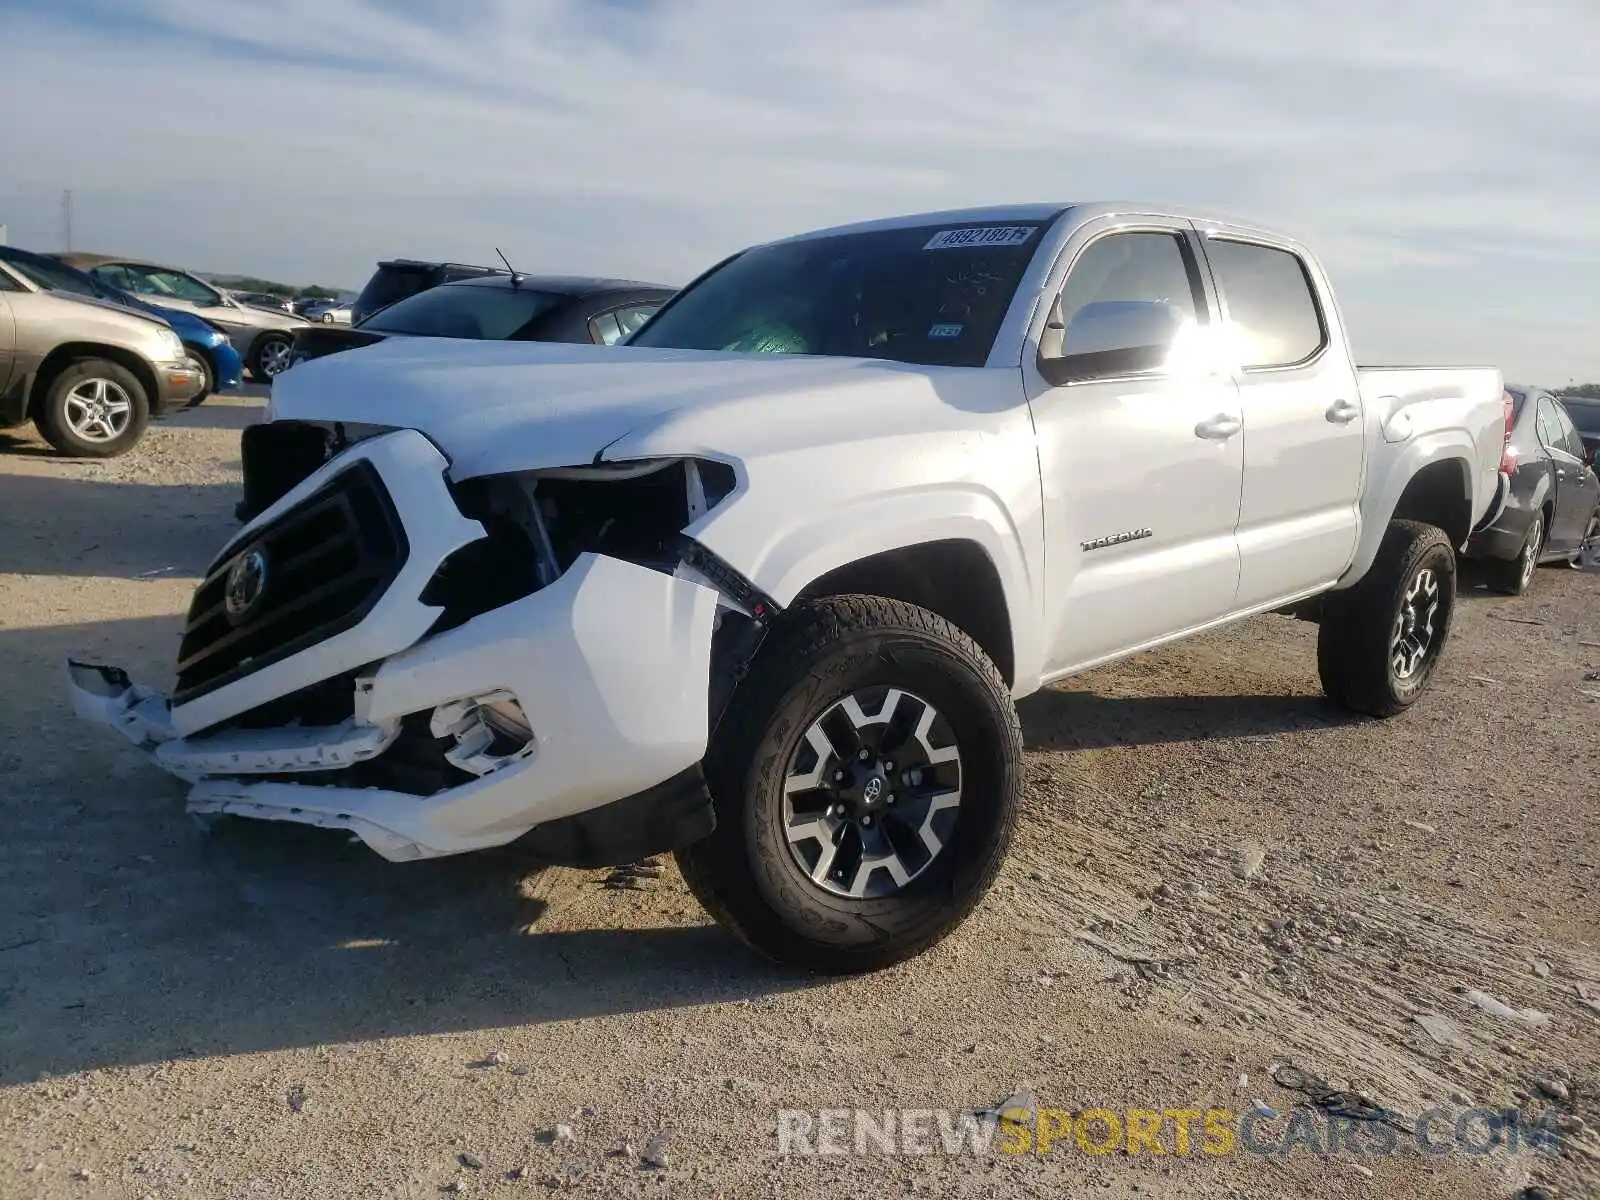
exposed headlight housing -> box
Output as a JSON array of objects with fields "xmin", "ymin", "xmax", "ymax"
[{"xmin": 420, "ymin": 457, "xmax": 743, "ymax": 632}]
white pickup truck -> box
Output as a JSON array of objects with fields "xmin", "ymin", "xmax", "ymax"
[{"xmin": 69, "ymin": 203, "xmax": 1508, "ymax": 974}]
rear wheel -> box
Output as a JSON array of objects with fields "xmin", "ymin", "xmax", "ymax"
[
  {"xmin": 1318, "ymin": 520, "xmax": 1456, "ymax": 717},
  {"xmin": 1485, "ymin": 512, "xmax": 1544, "ymax": 595},
  {"xmin": 676, "ymin": 596, "xmax": 1021, "ymax": 974},
  {"xmin": 34, "ymin": 358, "xmax": 150, "ymax": 458},
  {"xmin": 1571, "ymin": 508, "xmax": 1600, "ymax": 569}
]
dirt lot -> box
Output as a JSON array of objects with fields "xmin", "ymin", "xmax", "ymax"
[{"xmin": 1, "ymin": 395, "xmax": 1597, "ymax": 1200}]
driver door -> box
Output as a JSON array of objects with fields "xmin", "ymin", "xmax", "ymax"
[{"xmin": 1025, "ymin": 219, "xmax": 1245, "ymax": 676}]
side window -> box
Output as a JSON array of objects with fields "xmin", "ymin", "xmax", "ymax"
[
  {"xmin": 615, "ymin": 304, "xmax": 658, "ymax": 338},
  {"xmin": 1550, "ymin": 403, "xmax": 1585, "ymax": 459},
  {"xmin": 1205, "ymin": 239, "xmax": 1326, "ymax": 369},
  {"xmin": 589, "ymin": 312, "xmax": 625, "ymax": 346},
  {"xmin": 1535, "ymin": 399, "xmax": 1560, "ymax": 449},
  {"xmin": 1047, "ymin": 231, "xmax": 1205, "ymax": 383},
  {"xmin": 0, "ymin": 267, "xmax": 20, "ymax": 292}
]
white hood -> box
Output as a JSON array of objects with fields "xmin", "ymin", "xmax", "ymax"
[{"xmin": 266, "ymin": 336, "xmax": 1013, "ymax": 479}]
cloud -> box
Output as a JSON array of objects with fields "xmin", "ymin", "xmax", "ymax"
[{"xmin": 0, "ymin": 0, "xmax": 1596, "ymax": 381}]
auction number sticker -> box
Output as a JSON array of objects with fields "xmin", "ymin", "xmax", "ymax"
[{"xmin": 923, "ymin": 226, "xmax": 1035, "ymax": 251}]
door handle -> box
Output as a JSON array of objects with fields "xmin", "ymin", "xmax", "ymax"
[
  {"xmin": 1194, "ymin": 413, "xmax": 1242, "ymax": 440},
  {"xmin": 1326, "ymin": 399, "xmax": 1361, "ymax": 424}
]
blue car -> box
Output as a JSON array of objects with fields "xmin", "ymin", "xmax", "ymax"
[{"xmin": 0, "ymin": 245, "xmax": 242, "ymax": 403}]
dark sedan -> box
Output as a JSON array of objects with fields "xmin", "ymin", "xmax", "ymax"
[
  {"xmin": 1465, "ymin": 385, "xmax": 1600, "ymax": 593},
  {"xmin": 238, "ymin": 274, "xmax": 676, "ymax": 522},
  {"xmin": 282, "ymin": 273, "xmax": 674, "ymax": 372}
]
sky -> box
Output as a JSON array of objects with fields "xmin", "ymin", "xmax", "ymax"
[{"xmin": 1, "ymin": 0, "xmax": 1597, "ymax": 384}]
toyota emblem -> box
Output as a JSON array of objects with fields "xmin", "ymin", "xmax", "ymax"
[
  {"xmin": 224, "ymin": 548, "xmax": 269, "ymax": 618},
  {"xmin": 862, "ymin": 777, "xmax": 884, "ymax": 803}
]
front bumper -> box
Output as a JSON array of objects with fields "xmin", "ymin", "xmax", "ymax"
[
  {"xmin": 68, "ymin": 427, "xmax": 722, "ymax": 862},
  {"xmin": 152, "ymin": 358, "xmax": 205, "ymax": 412},
  {"xmin": 68, "ymin": 553, "xmax": 719, "ymax": 861}
]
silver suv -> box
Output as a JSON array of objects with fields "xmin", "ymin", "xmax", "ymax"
[
  {"xmin": 56, "ymin": 254, "xmax": 308, "ymax": 381},
  {"xmin": 0, "ymin": 258, "xmax": 202, "ymax": 457}
]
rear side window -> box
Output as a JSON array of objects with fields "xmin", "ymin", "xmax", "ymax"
[
  {"xmin": 1206, "ymin": 239, "xmax": 1326, "ymax": 369},
  {"xmin": 592, "ymin": 303, "xmax": 661, "ymax": 345}
]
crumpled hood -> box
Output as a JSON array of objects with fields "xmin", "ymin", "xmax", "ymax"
[{"xmin": 267, "ymin": 336, "xmax": 1003, "ymax": 479}]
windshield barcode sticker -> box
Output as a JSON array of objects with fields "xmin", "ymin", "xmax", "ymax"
[{"xmin": 923, "ymin": 226, "xmax": 1035, "ymax": 251}]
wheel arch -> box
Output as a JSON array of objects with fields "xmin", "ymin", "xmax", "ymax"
[
  {"xmin": 31, "ymin": 343, "xmax": 158, "ymax": 417},
  {"xmin": 793, "ymin": 539, "xmax": 1017, "ymax": 688},
  {"xmin": 1342, "ymin": 440, "xmax": 1477, "ymax": 588}
]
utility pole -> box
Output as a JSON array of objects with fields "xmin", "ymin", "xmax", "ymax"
[{"xmin": 61, "ymin": 189, "xmax": 73, "ymax": 251}]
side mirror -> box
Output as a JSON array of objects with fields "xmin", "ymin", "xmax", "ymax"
[{"xmin": 1038, "ymin": 299, "xmax": 1185, "ymax": 386}]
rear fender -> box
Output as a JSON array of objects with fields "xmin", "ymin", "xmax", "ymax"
[{"xmin": 1341, "ymin": 432, "xmax": 1474, "ymax": 586}]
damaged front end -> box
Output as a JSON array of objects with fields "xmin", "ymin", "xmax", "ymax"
[{"xmin": 68, "ymin": 427, "xmax": 774, "ymax": 865}]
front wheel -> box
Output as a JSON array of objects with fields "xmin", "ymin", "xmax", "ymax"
[
  {"xmin": 249, "ymin": 333, "xmax": 292, "ymax": 381},
  {"xmin": 184, "ymin": 351, "xmax": 214, "ymax": 407},
  {"xmin": 676, "ymin": 596, "xmax": 1021, "ymax": 974},
  {"xmin": 1318, "ymin": 520, "xmax": 1456, "ymax": 717},
  {"xmin": 34, "ymin": 358, "xmax": 150, "ymax": 458}
]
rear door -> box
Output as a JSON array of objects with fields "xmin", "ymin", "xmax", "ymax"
[{"xmin": 1196, "ymin": 229, "xmax": 1365, "ymax": 608}]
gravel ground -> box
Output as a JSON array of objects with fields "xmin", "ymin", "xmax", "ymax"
[{"xmin": 1, "ymin": 394, "xmax": 1596, "ymax": 1200}]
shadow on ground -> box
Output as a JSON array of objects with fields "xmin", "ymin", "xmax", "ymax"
[
  {"xmin": 1018, "ymin": 686, "xmax": 1362, "ymax": 751},
  {"xmin": 0, "ymin": 615, "xmax": 805, "ymax": 1085},
  {"xmin": 0, "ymin": 472, "xmax": 237, "ymax": 578}
]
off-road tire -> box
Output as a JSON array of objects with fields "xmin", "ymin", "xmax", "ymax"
[
  {"xmin": 1318, "ymin": 520, "xmax": 1456, "ymax": 717},
  {"xmin": 676, "ymin": 595, "xmax": 1021, "ymax": 975},
  {"xmin": 34, "ymin": 358, "xmax": 150, "ymax": 458},
  {"xmin": 1484, "ymin": 512, "xmax": 1544, "ymax": 595}
]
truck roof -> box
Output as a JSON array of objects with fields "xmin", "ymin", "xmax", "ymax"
[{"xmin": 773, "ymin": 201, "xmax": 1287, "ymax": 246}]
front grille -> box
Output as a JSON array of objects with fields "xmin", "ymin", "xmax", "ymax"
[{"xmin": 175, "ymin": 462, "xmax": 408, "ymax": 704}]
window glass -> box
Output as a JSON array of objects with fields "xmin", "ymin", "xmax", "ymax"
[
  {"xmin": 360, "ymin": 283, "xmax": 563, "ymax": 340},
  {"xmin": 1207, "ymin": 239, "xmax": 1326, "ymax": 368},
  {"xmin": 616, "ymin": 304, "xmax": 658, "ymax": 336},
  {"xmin": 1050, "ymin": 231, "xmax": 1204, "ymax": 382},
  {"xmin": 1561, "ymin": 398, "xmax": 1600, "ymax": 438},
  {"xmin": 2, "ymin": 254, "xmax": 96, "ymax": 296},
  {"xmin": 1549, "ymin": 402, "xmax": 1585, "ymax": 458},
  {"xmin": 0, "ymin": 267, "xmax": 20, "ymax": 292},
  {"xmin": 90, "ymin": 265, "xmax": 143, "ymax": 292},
  {"xmin": 630, "ymin": 222, "xmax": 1045, "ymax": 368},
  {"xmin": 590, "ymin": 312, "xmax": 625, "ymax": 346},
  {"xmin": 133, "ymin": 268, "xmax": 221, "ymax": 305}
]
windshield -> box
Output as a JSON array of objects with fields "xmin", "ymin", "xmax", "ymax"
[
  {"xmin": 629, "ymin": 221, "xmax": 1047, "ymax": 367},
  {"xmin": 360, "ymin": 283, "xmax": 564, "ymax": 339}
]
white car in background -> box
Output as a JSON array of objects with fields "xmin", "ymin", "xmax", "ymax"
[{"xmin": 56, "ymin": 254, "xmax": 309, "ymax": 381}]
